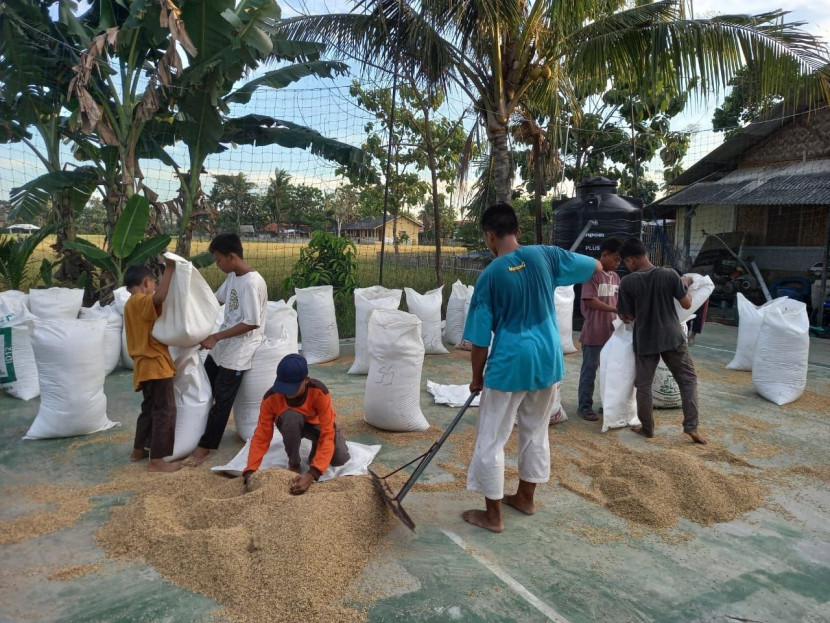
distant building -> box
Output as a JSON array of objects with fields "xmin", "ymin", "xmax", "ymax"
[
  {"xmin": 341, "ymin": 215, "xmax": 424, "ymax": 245},
  {"xmin": 652, "ymin": 103, "xmax": 830, "ymax": 276},
  {"xmin": 260, "ymin": 223, "xmax": 313, "ymax": 240}
]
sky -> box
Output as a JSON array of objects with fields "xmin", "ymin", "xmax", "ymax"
[{"xmin": 1, "ymin": 0, "xmax": 828, "ymax": 210}]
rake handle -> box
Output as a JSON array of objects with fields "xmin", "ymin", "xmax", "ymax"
[{"xmin": 395, "ymin": 391, "xmax": 479, "ymax": 503}]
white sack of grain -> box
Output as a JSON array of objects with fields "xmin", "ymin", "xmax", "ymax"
[
  {"xmin": 555, "ymin": 285, "xmax": 577, "ymax": 354},
  {"xmin": 152, "ymin": 252, "xmax": 220, "ymax": 347},
  {"xmin": 726, "ymin": 294, "xmax": 790, "ymax": 371},
  {"xmin": 444, "ymin": 280, "xmax": 470, "ymax": 346},
  {"xmin": 120, "ymin": 324, "xmax": 133, "ymax": 370},
  {"xmin": 0, "ymin": 312, "xmax": 39, "ymax": 401},
  {"xmin": 752, "ymin": 300, "xmax": 810, "ymax": 406},
  {"xmin": 295, "ymin": 285, "xmax": 339, "ymax": 364},
  {"xmin": 652, "ymin": 359, "xmax": 681, "ymax": 408},
  {"xmin": 25, "ymin": 318, "xmax": 117, "ymax": 439},
  {"xmin": 600, "ymin": 320, "xmax": 639, "ymax": 432},
  {"xmin": 233, "ymin": 330, "xmax": 297, "ymax": 441},
  {"xmin": 405, "ymin": 286, "xmax": 449, "ymax": 355},
  {"xmin": 675, "ymin": 273, "xmax": 714, "ymax": 324},
  {"xmin": 165, "ymin": 345, "xmax": 211, "ymax": 460},
  {"xmin": 199, "ymin": 304, "xmax": 225, "ymax": 365},
  {"xmin": 212, "ymin": 435, "xmax": 381, "ymax": 481},
  {"xmin": 112, "ymin": 286, "xmax": 130, "ymax": 314},
  {"xmin": 454, "ymin": 286, "xmax": 476, "ymax": 351},
  {"xmin": 349, "ymin": 286, "xmax": 401, "ymax": 375},
  {"xmin": 79, "ymin": 304, "xmax": 123, "ymax": 376},
  {"xmin": 264, "ymin": 298, "xmax": 298, "ymax": 349},
  {"xmin": 29, "ymin": 287, "xmax": 84, "ymax": 319},
  {"xmin": 364, "ymin": 309, "xmax": 429, "ymax": 431},
  {"xmin": 112, "ymin": 287, "xmax": 134, "ymax": 370},
  {"xmin": 549, "ymin": 384, "xmax": 569, "ymax": 425},
  {"xmin": 0, "ymin": 290, "xmax": 30, "ymax": 317}
]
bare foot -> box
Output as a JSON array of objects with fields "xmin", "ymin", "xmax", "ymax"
[
  {"xmin": 130, "ymin": 449, "xmax": 149, "ymax": 462},
  {"xmin": 186, "ymin": 447, "xmax": 211, "ymax": 466},
  {"xmin": 461, "ymin": 509, "xmax": 503, "ymax": 533},
  {"xmin": 631, "ymin": 425, "xmax": 654, "ymax": 439},
  {"xmin": 685, "ymin": 430, "xmax": 708, "ymax": 445},
  {"xmin": 147, "ymin": 459, "xmax": 182, "ymax": 473},
  {"xmin": 503, "ymin": 493, "xmax": 536, "ymax": 516}
]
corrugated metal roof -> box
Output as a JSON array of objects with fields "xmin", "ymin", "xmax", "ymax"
[
  {"xmin": 669, "ymin": 102, "xmax": 813, "ymax": 186},
  {"xmin": 655, "ymin": 160, "xmax": 830, "ymax": 207}
]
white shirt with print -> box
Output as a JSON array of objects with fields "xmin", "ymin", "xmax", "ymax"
[{"xmin": 211, "ymin": 271, "xmax": 268, "ymax": 370}]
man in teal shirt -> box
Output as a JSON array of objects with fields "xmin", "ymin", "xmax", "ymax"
[{"xmin": 463, "ymin": 203, "xmax": 600, "ymax": 533}]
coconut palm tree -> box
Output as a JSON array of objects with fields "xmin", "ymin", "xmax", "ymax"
[
  {"xmin": 266, "ymin": 168, "xmax": 292, "ymax": 236},
  {"xmin": 280, "ymin": 0, "xmax": 830, "ymax": 204}
]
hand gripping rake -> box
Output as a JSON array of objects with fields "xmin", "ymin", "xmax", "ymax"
[{"xmin": 369, "ymin": 391, "xmax": 479, "ymax": 531}]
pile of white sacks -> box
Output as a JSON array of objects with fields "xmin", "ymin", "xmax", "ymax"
[
  {"xmin": 2, "ymin": 270, "xmax": 587, "ymax": 444},
  {"xmin": 727, "ymin": 293, "xmax": 810, "ymax": 405},
  {"xmin": 1, "ymin": 287, "xmax": 119, "ymax": 439},
  {"xmin": 342, "ymin": 281, "xmax": 569, "ymax": 432}
]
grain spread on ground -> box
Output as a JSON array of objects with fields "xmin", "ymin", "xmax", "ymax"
[
  {"xmin": 95, "ymin": 468, "xmax": 396, "ymax": 623},
  {"xmin": 47, "ymin": 562, "xmax": 101, "ymax": 581},
  {"xmin": 0, "ymin": 484, "xmax": 93, "ymax": 546},
  {"xmin": 554, "ymin": 432, "xmax": 765, "ymax": 528}
]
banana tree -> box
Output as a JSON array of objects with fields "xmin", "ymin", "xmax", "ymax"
[
  {"xmin": 63, "ymin": 0, "xmax": 190, "ymax": 243},
  {"xmin": 169, "ymin": 0, "xmax": 374, "ymax": 256},
  {"xmin": 0, "ymin": 222, "xmax": 62, "ymax": 291},
  {"xmin": 0, "ymin": 0, "xmax": 95, "ymax": 274},
  {"xmin": 62, "ymin": 194, "xmax": 171, "ymax": 297},
  {"xmin": 281, "ymin": 0, "xmax": 830, "ymax": 205}
]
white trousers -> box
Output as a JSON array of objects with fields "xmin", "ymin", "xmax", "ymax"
[{"xmin": 466, "ymin": 385, "xmax": 557, "ymax": 500}]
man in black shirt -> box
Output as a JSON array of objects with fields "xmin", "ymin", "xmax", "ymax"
[{"xmin": 616, "ymin": 238, "xmax": 707, "ymax": 444}]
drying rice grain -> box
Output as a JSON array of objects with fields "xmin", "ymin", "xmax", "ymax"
[
  {"xmin": 48, "ymin": 563, "xmax": 101, "ymax": 581},
  {"xmin": 96, "ymin": 468, "xmax": 395, "ymax": 622}
]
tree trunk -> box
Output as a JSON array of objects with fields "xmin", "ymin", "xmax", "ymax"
[
  {"xmin": 427, "ymin": 151, "xmax": 443, "ymax": 286},
  {"xmin": 53, "ymin": 192, "xmax": 85, "ymax": 283},
  {"xmin": 533, "ymin": 134, "xmax": 544, "ymax": 244},
  {"xmin": 489, "ymin": 124, "xmax": 512, "ymax": 205},
  {"xmin": 418, "ymin": 95, "xmax": 443, "ymax": 287},
  {"xmin": 392, "ymin": 207, "xmax": 399, "ymax": 255}
]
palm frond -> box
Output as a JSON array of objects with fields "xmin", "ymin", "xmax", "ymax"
[
  {"xmin": 277, "ymin": 4, "xmax": 463, "ymax": 91},
  {"xmin": 9, "ymin": 167, "xmax": 100, "ymax": 223},
  {"xmin": 565, "ymin": 5, "xmax": 830, "ymax": 105},
  {"xmin": 225, "ymin": 61, "xmax": 350, "ymax": 105},
  {"xmin": 220, "ymin": 115, "xmax": 378, "ymax": 183}
]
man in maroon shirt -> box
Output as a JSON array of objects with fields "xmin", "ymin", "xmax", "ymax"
[{"xmin": 577, "ymin": 237, "xmax": 621, "ymax": 421}]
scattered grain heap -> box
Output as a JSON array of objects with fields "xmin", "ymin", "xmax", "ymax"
[{"xmin": 96, "ymin": 468, "xmax": 395, "ymax": 622}]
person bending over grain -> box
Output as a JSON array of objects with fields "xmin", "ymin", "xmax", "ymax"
[
  {"xmin": 616, "ymin": 237, "xmax": 707, "ymax": 445},
  {"xmin": 462, "ymin": 203, "xmax": 601, "ymax": 533},
  {"xmin": 243, "ymin": 354, "xmax": 351, "ymax": 495}
]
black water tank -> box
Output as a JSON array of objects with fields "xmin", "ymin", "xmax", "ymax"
[{"xmin": 553, "ymin": 176, "xmax": 643, "ymax": 257}]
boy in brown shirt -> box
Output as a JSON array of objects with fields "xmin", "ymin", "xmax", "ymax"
[{"xmin": 124, "ymin": 260, "xmax": 181, "ymax": 472}]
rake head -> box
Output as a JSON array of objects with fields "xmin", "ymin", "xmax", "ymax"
[{"xmin": 369, "ymin": 468, "xmax": 416, "ymax": 532}]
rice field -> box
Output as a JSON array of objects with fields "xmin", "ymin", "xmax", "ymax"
[{"xmin": 19, "ymin": 234, "xmax": 480, "ymax": 337}]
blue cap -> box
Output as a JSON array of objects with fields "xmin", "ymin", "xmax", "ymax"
[{"xmin": 272, "ymin": 354, "xmax": 308, "ymax": 396}]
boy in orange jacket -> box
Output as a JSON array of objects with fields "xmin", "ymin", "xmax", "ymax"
[{"xmin": 243, "ymin": 354, "xmax": 350, "ymax": 494}]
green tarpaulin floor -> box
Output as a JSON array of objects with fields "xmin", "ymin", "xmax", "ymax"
[{"xmin": 1, "ymin": 323, "xmax": 829, "ymax": 622}]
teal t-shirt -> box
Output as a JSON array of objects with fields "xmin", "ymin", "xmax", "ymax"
[{"xmin": 462, "ymin": 245, "xmax": 597, "ymax": 392}]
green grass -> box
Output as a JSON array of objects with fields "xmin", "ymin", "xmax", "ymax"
[{"xmin": 12, "ymin": 235, "xmax": 480, "ymax": 338}]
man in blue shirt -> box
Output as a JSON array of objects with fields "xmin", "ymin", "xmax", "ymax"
[{"xmin": 462, "ymin": 203, "xmax": 600, "ymax": 533}]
